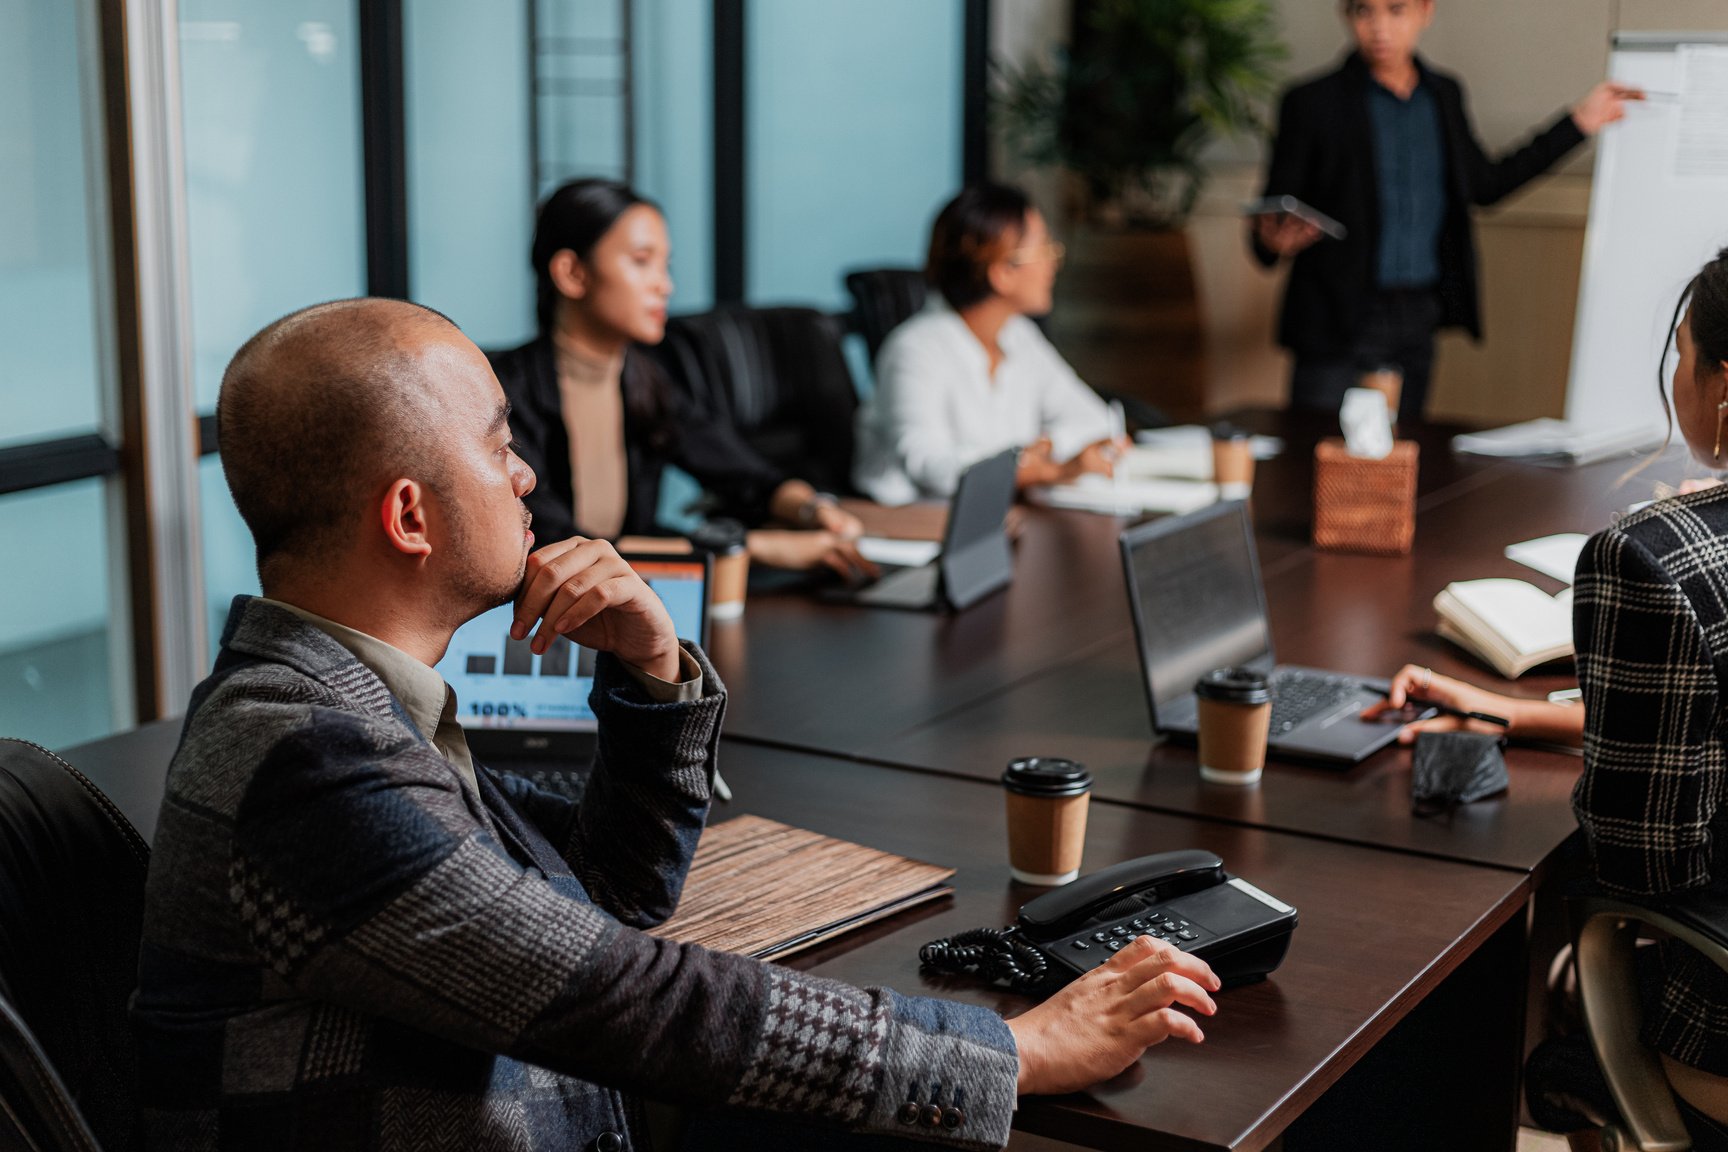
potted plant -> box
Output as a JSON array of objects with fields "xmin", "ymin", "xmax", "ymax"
[
  {"xmin": 998, "ymin": 0, "xmax": 1285, "ymax": 229},
  {"xmin": 994, "ymin": 0, "xmax": 1285, "ymax": 420}
]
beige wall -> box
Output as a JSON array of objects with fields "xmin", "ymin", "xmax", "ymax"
[
  {"xmin": 994, "ymin": 0, "xmax": 1728, "ymax": 424},
  {"xmin": 1620, "ymin": 0, "xmax": 1728, "ymax": 33},
  {"xmin": 1192, "ymin": 0, "xmax": 1616, "ymax": 422}
]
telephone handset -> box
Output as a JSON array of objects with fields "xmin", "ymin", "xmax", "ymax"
[
  {"xmin": 921, "ymin": 850, "xmax": 1297, "ymax": 993},
  {"xmin": 1019, "ymin": 849, "xmax": 1297, "ymax": 986}
]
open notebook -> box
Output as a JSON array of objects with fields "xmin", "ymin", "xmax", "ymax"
[
  {"xmin": 1434, "ymin": 580, "xmax": 1574, "ymax": 678},
  {"xmin": 655, "ymin": 816, "xmax": 956, "ymax": 960}
]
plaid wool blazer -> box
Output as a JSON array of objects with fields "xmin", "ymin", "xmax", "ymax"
[
  {"xmin": 1575, "ymin": 488, "xmax": 1728, "ymax": 1073},
  {"xmin": 133, "ymin": 597, "xmax": 1018, "ymax": 1150}
]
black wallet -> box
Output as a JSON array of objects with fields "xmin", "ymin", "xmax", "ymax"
[{"xmin": 1411, "ymin": 731, "xmax": 1509, "ymax": 815}]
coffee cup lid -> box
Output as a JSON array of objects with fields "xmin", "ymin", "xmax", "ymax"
[
  {"xmin": 1194, "ymin": 666, "xmax": 1271, "ymax": 705},
  {"xmin": 1210, "ymin": 421, "xmax": 1249, "ymax": 442},
  {"xmin": 1002, "ymin": 756, "xmax": 1092, "ymax": 797},
  {"xmin": 689, "ymin": 517, "xmax": 748, "ymax": 555}
]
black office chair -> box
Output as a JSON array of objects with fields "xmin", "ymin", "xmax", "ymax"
[
  {"xmin": 653, "ymin": 305, "xmax": 860, "ymax": 496},
  {"xmin": 842, "ymin": 265, "xmax": 1170, "ymax": 431},
  {"xmin": 843, "ymin": 267, "xmax": 927, "ymax": 363},
  {"xmin": 1573, "ymin": 885, "xmax": 1728, "ymax": 1151},
  {"xmin": 0, "ymin": 738, "xmax": 150, "ymax": 1152}
]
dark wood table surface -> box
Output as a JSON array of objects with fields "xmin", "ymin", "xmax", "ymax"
[
  {"xmin": 726, "ymin": 416, "xmax": 1699, "ymax": 880},
  {"xmin": 715, "ymin": 411, "xmax": 1508, "ymax": 758},
  {"xmin": 60, "ymin": 721, "xmax": 1531, "ymax": 1150},
  {"xmin": 723, "ymin": 741, "xmax": 1530, "ymax": 1152},
  {"xmin": 62, "ymin": 411, "xmax": 1700, "ymax": 1151}
]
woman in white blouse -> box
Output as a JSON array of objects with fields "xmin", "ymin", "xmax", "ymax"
[{"xmin": 853, "ymin": 183, "xmax": 1121, "ymax": 505}]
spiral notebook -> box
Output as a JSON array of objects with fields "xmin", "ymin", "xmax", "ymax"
[{"xmin": 655, "ymin": 816, "xmax": 955, "ymax": 960}]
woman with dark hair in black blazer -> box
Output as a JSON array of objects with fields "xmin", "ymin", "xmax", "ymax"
[
  {"xmin": 1250, "ymin": 0, "xmax": 1638, "ymax": 422},
  {"xmin": 490, "ymin": 179, "xmax": 873, "ymax": 577}
]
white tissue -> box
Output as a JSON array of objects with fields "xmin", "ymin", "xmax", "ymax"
[{"xmin": 1340, "ymin": 388, "xmax": 1394, "ymax": 459}]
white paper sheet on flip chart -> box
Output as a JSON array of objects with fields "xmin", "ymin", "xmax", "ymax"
[{"xmin": 1677, "ymin": 45, "xmax": 1728, "ymax": 179}]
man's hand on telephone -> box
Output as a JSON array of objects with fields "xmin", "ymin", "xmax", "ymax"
[
  {"xmin": 1006, "ymin": 935, "xmax": 1219, "ymax": 1096},
  {"xmin": 511, "ymin": 537, "xmax": 681, "ymax": 683}
]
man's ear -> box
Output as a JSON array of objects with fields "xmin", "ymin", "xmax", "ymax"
[
  {"xmin": 984, "ymin": 259, "xmax": 1015, "ymax": 300},
  {"xmin": 548, "ymin": 249, "xmax": 587, "ymax": 302},
  {"xmin": 380, "ymin": 478, "xmax": 433, "ymax": 559}
]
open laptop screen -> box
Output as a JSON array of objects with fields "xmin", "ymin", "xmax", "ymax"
[
  {"xmin": 1122, "ymin": 501, "xmax": 1273, "ymax": 712},
  {"xmin": 435, "ymin": 554, "xmax": 710, "ymax": 732}
]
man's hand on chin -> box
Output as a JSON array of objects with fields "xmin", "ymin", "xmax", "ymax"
[{"xmin": 511, "ymin": 537, "xmax": 682, "ymax": 683}]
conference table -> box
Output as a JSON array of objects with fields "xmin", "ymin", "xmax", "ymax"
[
  {"xmin": 67, "ymin": 721, "xmax": 1531, "ymax": 1152},
  {"xmin": 720, "ymin": 410, "xmax": 1693, "ymax": 882},
  {"xmin": 62, "ymin": 409, "xmax": 1698, "ymax": 1151}
]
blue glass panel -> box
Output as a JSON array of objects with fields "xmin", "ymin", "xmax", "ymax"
[
  {"xmin": 181, "ymin": 1, "xmax": 363, "ymax": 652},
  {"xmin": 746, "ymin": 0, "xmax": 963, "ymax": 310},
  {"xmin": 0, "ymin": 0, "xmax": 105, "ymax": 447},
  {"xmin": 179, "ymin": 1, "xmax": 367, "ymax": 411},
  {"xmin": 405, "ymin": 0, "xmax": 536, "ymax": 350},
  {"xmin": 633, "ymin": 0, "xmax": 713, "ymax": 312},
  {"xmin": 0, "ymin": 480, "xmax": 121, "ymax": 748},
  {"xmin": 535, "ymin": 0, "xmax": 630, "ymax": 189}
]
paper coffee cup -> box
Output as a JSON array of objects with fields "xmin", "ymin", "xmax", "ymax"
[
  {"xmin": 709, "ymin": 548, "xmax": 749, "ymax": 620},
  {"xmin": 1194, "ymin": 668, "xmax": 1272, "ymax": 786},
  {"xmin": 1211, "ymin": 432, "xmax": 1255, "ymax": 500},
  {"xmin": 1001, "ymin": 757, "xmax": 1092, "ymax": 885}
]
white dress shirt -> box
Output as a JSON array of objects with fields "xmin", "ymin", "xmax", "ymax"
[{"xmin": 852, "ymin": 300, "xmax": 1114, "ymax": 504}]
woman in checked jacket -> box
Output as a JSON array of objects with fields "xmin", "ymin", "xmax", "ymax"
[{"xmin": 1373, "ymin": 249, "xmax": 1728, "ymax": 1146}]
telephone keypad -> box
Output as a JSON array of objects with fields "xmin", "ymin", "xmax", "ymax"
[{"xmin": 1058, "ymin": 900, "xmax": 1215, "ymax": 970}]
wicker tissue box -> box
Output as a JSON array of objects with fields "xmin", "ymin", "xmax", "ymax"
[{"xmin": 1312, "ymin": 438, "xmax": 1419, "ymax": 556}]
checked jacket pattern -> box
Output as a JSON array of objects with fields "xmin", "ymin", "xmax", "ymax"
[
  {"xmin": 1574, "ymin": 488, "xmax": 1728, "ymax": 1073},
  {"xmin": 133, "ymin": 597, "xmax": 1018, "ymax": 1150}
]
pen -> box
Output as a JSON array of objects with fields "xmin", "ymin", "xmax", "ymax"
[
  {"xmin": 1362, "ymin": 683, "xmax": 1510, "ymax": 728},
  {"xmin": 1108, "ymin": 400, "xmax": 1127, "ymax": 511}
]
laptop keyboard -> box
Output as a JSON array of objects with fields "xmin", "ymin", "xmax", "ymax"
[{"xmin": 1268, "ymin": 670, "xmax": 1362, "ymax": 735}]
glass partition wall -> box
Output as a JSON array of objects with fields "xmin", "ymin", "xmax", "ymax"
[{"xmin": 1, "ymin": 0, "xmax": 978, "ymax": 747}]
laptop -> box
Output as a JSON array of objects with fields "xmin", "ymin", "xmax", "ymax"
[
  {"xmin": 828, "ymin": 447, "xmax": 1019, "ymax": 611},
  {"xmin": 435, "ymin": 552, "xmax": 712, "ymax": 765},
  {"xmin": 1118, "ymin": 500, "xmax": 1412, "ymax": 765}
]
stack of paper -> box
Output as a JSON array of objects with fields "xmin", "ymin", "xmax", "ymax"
[
  {"xmin": 1452, "ymin": 419, "xmax": 1663, "ymax": 467},
  {"xmin": 1504, "ymin": 533, "xmax": 1588, "ymax": 584},
  {"xmin": 1131, "ymin": 425, "xmax": 1284, "ymax": 477},
  {"xmin": 1028, "ymin": 475, "xmax": 1220, "ymax": 516}
]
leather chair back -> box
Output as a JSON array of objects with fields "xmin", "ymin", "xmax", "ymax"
[
  {"xmin": 655, "ymin": 306, "xmax": 859, "ymax": 495},
  {"xmin": 0, "ymin": 738, "xmax": 150, "ymax": 1152},
  {"xmin": 844, "ymin": 268, "xmax": 927, "ymax": 363}
]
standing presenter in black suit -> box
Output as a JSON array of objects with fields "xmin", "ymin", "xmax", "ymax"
[{"xmin": 1251, "ymin": 0, "xmax": 1639, "ymax": 422}]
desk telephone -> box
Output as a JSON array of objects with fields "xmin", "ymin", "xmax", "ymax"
[{"xmin": 921, "ymin": 851, "xmax": 1297, "ymax": 993}]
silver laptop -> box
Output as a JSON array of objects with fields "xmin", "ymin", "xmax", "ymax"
[
  {"xmin": 828, "ymin": 447, "xmax": 1018, "ymax": 612},
  {"xmin": 1119, "ymin": 501, "xmax": 1412, "ymax": 766}
]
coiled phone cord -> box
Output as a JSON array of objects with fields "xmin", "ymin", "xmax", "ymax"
[{"xmin": 918, "ymin": 926, "xmax": 1060, "ymax": 995}]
